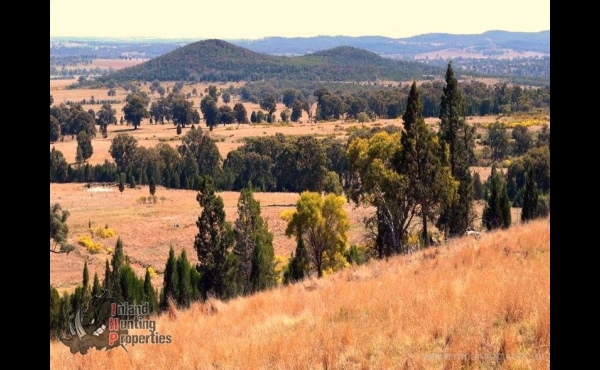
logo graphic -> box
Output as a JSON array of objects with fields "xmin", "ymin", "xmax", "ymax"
[
  {"xmin": 60, "ymin": 290, "xmax": 172, "ymax": 355},
  {"xmin": 60, "ymin": 290, "xmax": 128, "ymax": 355}
]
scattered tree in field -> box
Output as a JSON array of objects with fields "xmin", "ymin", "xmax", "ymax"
[
  {"xmin": 285, "ymin": 192, "xmax": 350, "ymax": 278},
  {"xmin": 122, "ymin": 92, "xmax": 150, "ymax": 129},
  {"xmin": 50, "ymin": 203, "xmax": 70, "ymax": 253},
  {"xmin": 96, "ymin": 103, "xmax": 117, "ymax": 138},
  {"xmin": 149, "ymin": 178, "xmax": 156, "ymax": 195},
  {"xmin": 291, "ymin": 101, "xmax": 302, "ymax": 122},
  {"xmin": 250, "ymin": 111, "xmax": 257, "ymax": 123},
  {"xmin": 76, "ymin": 131, "xmax": 93, "ymax": 163},
  {"xmin": 521, "ymin": 165, "xmax": 539, "ymax": 222},
  {"xmin": 50, "ymin": 94, "xmax": 54, "ymax": 106},
  {"xmin": 200, "ymin": 96, "xmax": 221, "ymax": 130},
  {"xmin": 260, "ymin": 95, "xmax": 277, "ymax": 121},
  {"xmin": 233, "ymin": 103, "xmax": 248, "ymax": 124},
  {"xmin": 222, "ymin": 91, "xmax": 231, "ymax": 105}
]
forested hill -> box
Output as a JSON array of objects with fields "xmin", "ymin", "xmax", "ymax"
[{"xmin": 102, "ymin": 39, "xmax": 445, "ymax": 83}]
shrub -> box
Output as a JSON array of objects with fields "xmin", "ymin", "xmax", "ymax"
[{"xmin": 95, "ymin": 226, "xmax": 116, "ymax": 239}]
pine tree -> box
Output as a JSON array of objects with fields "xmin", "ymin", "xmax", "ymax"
[
  {"xmin": 500, "ymin": 180, "xmax": 511, "ymax": 229},
  {"xmin": 119, "ymin": 173, "xmax": 125, "ymax": 195},
  {"xmin": 176, "ymin": 250, "xmax": 191, "ymax": 308},
  {"xmin": 521, "ymin": 165, "xmax": 539, "ymax": 222},
  {"xmin": 82, "ymin": 260, "xmax": 89, "ymax": 290},
  {"xmin": 436, "ymin": 62, "xmax": 476, "ymax": 237},
  {"xmin": 110, "ymin": 237, "xmax": 125, "ymax": 300},
  {"xmin": 143, "ymin": 268, "xmax": 158, "ymax": 314},
  {"xmin": 482, "ymin": 167, "xmax": 511, "ymax": 230},
  {"xmin": 194, "ymin": 176, "xmax": 234, "ymax": 300},
  {"xmin": 160, "ymin": 246, "xmax": 179, "ymax": 311},
  {"xmin": 399, "ymin": 81, "xmax": 455, "ymax": 246},
  {"xmin": 91, "ymin": 272, "xmax": 101, "ymax": 296},
  {"xmin": 234, "ymin": 188, "xmax": 276, "ymax": 295},
  {"xmin": 102, "ymin": 259, "xmax": 111, "ymax": 290}
]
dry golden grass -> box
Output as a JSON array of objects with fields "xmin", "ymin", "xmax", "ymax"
[{"xmin": 50, "ymin": 217, "xmax": 550, "ymax": 369}]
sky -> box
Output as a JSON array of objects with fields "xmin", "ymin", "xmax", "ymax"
[{"xmin": 50, "ymin": 0, "xmax": 550, "ymax": 40}]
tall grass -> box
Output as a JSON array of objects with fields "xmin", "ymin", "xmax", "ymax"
[{"xmin": 50, "ymin": 217, "xmax": 550, "ymax": 369}]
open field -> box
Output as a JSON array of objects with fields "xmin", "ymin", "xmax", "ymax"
[{"xmin": 50, "ymin": 217, "xmax": 550, "ymax": 369}]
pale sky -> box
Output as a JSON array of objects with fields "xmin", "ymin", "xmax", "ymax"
[{"xmin": 50, "ymin": 0, "xmax": 550, "ymax": 40}]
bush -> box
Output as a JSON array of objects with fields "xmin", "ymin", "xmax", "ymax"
[{"xmin": 95, "ymin": 226, "xmax": 116, "ymax": 239}]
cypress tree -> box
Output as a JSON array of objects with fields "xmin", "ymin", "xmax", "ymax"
[
  {"xmin": 160, "ymin": 246, "xmax": 179, "ymax": 311},
  {"xmin": 437, "ymin": 62, "xmax": 476, "ymax": 237},
  {"xmin": 103, "ymin": 259, "xmax": 111, "ymax": 290},
  {"xmin": 143, "ymin": 268, "xmax": 158, "ymax": 314},
  {"xmin": 91, "ymin": 272, "xmax": 101, "ymax": 296},
  {"xmin": 194, "ymin": 176, "xmax": 234, "ymax": 300},
  {"xmin": 521, "ymin": 165, "xmax": 539, "ymax": 222},
  {"xmin": 82, "ymin": 260, "xmax": 89, "ymax": 291},
  {"xmin": 111, "ymin": 238, "xmax": 125, "ymax": 300},
  {"xmin": 500, "ymin": 180, "xmax": 511, "ymax": 229},
  {"xmin": 176, "ymin": 250, "xmax": 191, "ymax": 308}
]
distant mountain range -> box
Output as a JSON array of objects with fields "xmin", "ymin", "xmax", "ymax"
[{"xmin": 227, "ymin": 30, "xmax": 550, "ymax": 59}]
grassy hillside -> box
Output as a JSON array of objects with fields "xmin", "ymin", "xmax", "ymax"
[{"xmin": 50, "ymin": 217, "xmax": 550, "ymax": 369}]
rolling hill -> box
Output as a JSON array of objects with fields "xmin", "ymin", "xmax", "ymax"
[{"xmin": 101, "ymin": 39, "xmax": 446, "ymax": 83}]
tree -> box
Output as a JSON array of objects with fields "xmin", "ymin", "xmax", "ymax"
[
  {"xmin": 178, "ymin": 128, "xmax": 222, "ymax": 181},
  {"xmin": 149, "ymin": 178, "xmax": 156, "ymax": 196},
  {"xmin": 436, "ymin": 62, "xmax": 476, "ymax": 237},
  {"xmin": 50, "ymin": 147, "xmax": 69, "ymax": 183},
  {"xmin": 109, "ymin": 134, "xmax": 138, "ymax": 172},
  {"xmin": 347, "ymin": 131, "xmax": 413, "ymax": 257},
  {"xmin": 399, "ymin": 82, "xmax": 456, "ymax": 246},
  {"xmin": 291, "ymin": 100, "xmax": 302, "ymax": 122},
  {"xmin": 222, "ymin": 91, "xmax": 231, "ymax": 105},
  {"xmin": 122, "ymin": 93, "xmax": 150, "ymax": 129},
  {"xmin": 234, "ymin": 188, "xmax": 276, "ymax": 295},
  {"xmin": 96, "ymin": 103, "xmax": 117, "ymax": 138},
  {"xmin": 194, "ymin": 177, "xmax": 234, "ymax": 300},
  {"xmin": 487, "ymin": 122, "xmax": 510, "ymax": 161},
  {"xmin": 170, "ymin": 93, "xmax": 198, "ymax": 128},
  {"xmin": 285, "ymin": 192, "xmax": 350, "ymax": 278},
  {"xmin": 511, "ymin": 124, "xmax": 532, "ymax": 156},
  {"xmin": 50, "ymin": 94, "xmax": 54, "ymax": 106},
  {"xmin": 176, "ymin": 250, "xmax": 192, "ymax": 308},
  {"xmin": 482, "ymin": 166, "xmax": 511, "ymax": 230},
  {"xmin": 521, "ymin": 165, "xmax": 539, "ymax": 222},
  {"xmin": 119, "ymin": 173, "xmax": 125, "ymax": 195},
  {"xmin": 50, "ymin": 116, "xmax": 61, "ymax": 142},
  {"xmin": 76, "ymin": 131, "xmax": 93, "ymax": 163},
  {"xmin": 200, "ymin": 96, "xmax": 221, "ymax": 130},
  {"xmin": 233, "ymin": 103, "xmax": 248, "ymax": 124},
  {"xmin": 259, "ymin": 95, "xmax": 277, "ymax": 121},
  {"xmin": 250, "ymin": 111, "xmax": 257, "ymax": 123},
  {"xmin": 219, "ymin": 105, "xmax": 236, "ymax": 125},
  {"xmin": 160, "ymin": 246, "xmax": 179, "ymax": 311},
  {"xmin": 50, "ymin": 203, "xmax": 71, "ymax": 253}
]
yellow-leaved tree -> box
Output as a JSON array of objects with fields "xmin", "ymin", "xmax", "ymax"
[{"xmin": 285, "ymin": 192, "xmax": 350, "ymax": 278}]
